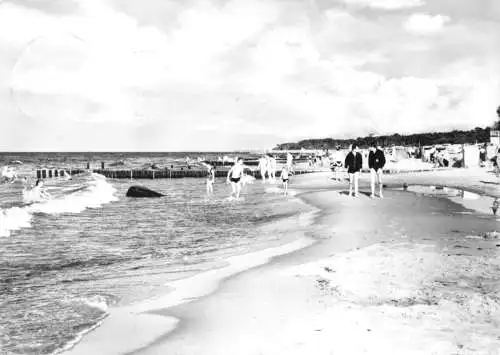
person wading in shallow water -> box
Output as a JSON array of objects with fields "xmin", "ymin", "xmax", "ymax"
[
  {"xmin": 227, "ymin": 158, "xmax": 245, "ymax": 198},
  {"xmin": 344, "ymin": 144, "xmax": 363, "ymax": 197},
  {"xmin": 281, "ymin": 165, "xmax": 290, "ymax": 195},
  {"xmin": 257, "ymin": 155, "xmax": 268, "ymax": 182},
  {"xmin": 206, "ymin": 165, "xmax": 215, "ymax": 195},
  {"xmin": 369, "ymin": 143, "xmax": 386, "ymax": 198}
]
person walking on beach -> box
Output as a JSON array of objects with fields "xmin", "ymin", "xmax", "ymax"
[
  {"xmin": 479, "ymin": 145, "xmax": 487, "ymax": 167},
  {"xmin": 227, "ymin": 158, "xmax": 245, "ymax": 198},
  {"xmin": 206, "ymin": 165, "xmax": 215, "ymax": 195},
  {"xmin": 281, "ymin": 165, "xmax": 290, "ymax": 195},
  {"xmin": 344, "ymin": 144, "xmax": 363, "ymax": 197},
  {"xmin": 368, "ymin": 144, "xmax": 386, "ymax": 198},
  {"xmin": 331, "ymin": 146, "xmax": 345, "ymax": 182},
  {"xmin": 258, "ymin": 155, "xmax": 268, "ymax": 182}
]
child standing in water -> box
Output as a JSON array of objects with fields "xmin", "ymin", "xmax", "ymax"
[
  {"xmin": 206, "ymin": 166, "xmax": 215, "ymax": 195},
  {"xmin": 281, "ymin": 165, "xmax": 289, "ymax": 195}
]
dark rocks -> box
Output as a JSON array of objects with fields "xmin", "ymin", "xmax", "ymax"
[{"xmin": 126, "ymin": 185, "xmax": 164, "ymax": 198}]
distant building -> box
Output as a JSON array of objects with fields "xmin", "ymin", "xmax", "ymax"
[{"xmin": 491, "ymin": 130, "xmax": 500, "ymax": 145}]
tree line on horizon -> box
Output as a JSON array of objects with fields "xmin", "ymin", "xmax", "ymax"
[{"xmin": 273, "ymin": 126, "xmax": 492, "ymax": 151}]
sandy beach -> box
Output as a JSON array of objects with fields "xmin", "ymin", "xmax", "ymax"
[{"xmin": 64, "ymin": 165, "xmax": 500, "ymax": 355}]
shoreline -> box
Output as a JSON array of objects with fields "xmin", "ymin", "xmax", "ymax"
[
  {"xmin": 62, "ymin": 208, "xmax": 320, "ymax": 355},
  {"xmin": 64, "ymin": 167, "xmax": 500, "ymax": 355}
]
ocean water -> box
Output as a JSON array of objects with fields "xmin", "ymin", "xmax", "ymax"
[{"xmin": 0, "ymin": 153, "xmax": 315, "ymax": 355}]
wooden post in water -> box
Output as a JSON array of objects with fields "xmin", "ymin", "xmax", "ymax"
[{"xmin": 101, "ymin": 162, "xmax": 105, "ymax": 170}]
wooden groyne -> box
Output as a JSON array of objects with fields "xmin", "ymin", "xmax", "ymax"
[
  {"xmin": 35, "ymin": 168, "xmax": 316, "ymax": 179},
  {"xmin": 36, "ymin": 169, "xmax": 70, "ymax": 179}
]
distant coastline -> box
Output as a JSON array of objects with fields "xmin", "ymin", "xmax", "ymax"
[{"xmin": 274, "ymin": 126, "xmax": 492, "ymax": 150}]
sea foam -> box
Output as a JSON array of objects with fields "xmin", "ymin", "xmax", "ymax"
[{"xmin": 0, "ymin": 173, "xmax": 117, "ymax": 237}]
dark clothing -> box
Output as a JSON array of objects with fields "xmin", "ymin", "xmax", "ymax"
[
  {"xmin": 345, "ymin": 151, "xmax": 363, "ymax": 173},
  {"xmin": 479, "ymin": 150, "xmax": 486, "ymax": 162},
  {"xmin": 368, "ymin": 149, "xmax": 386, "ymax": 170}
]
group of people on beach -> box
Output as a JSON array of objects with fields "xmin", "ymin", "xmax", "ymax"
[
  {"xmin": 205, "ymin": 154, "xmax": 294, "ymax": 199},
  {"xmin": 206, "ymin": 143, "xmax": 387, "ymax": 200},
  {"xmin": 333, "ymin": 143, "xmax": 387, "ymax": 198}
]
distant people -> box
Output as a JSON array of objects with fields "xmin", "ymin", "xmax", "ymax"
[
  {"xmin": 227, "ymin": 158, "xmax": 245, "ymax": 198},
  {"xmin": 495, "ymin": 149, "xmax": 500, "ymax": 177},
  {"xmin": 479, "ymin": 145, "xmax": 487, "ymax": 167},
  {"xmin": 206, "ymin": 166, "xmax": 215, "ymax": 195},
  {"xmin": 268, "ymin": 155, "xmax": 277, "ymax": 180},
  {"xmin": 33, "ymin": 179, "xmax": 51, "ymax": 199},
  {"xmin": 345, "ymin": 144, "xmax": 363, "ymax": 197},
  {"xmin": 429, "ymin": 146, "xmax": 436, "ymax": 164},
  {"xmin": 369, "ymin": 144, "xmax": 386, "ymax": 198},
  {"xmin": 323, "ymin": 154, "xmax": 330, "ymax": 168},
  {"xmin": 286, "ymin": 152, "xmax": 293, "ymax": 170},
  {"xmin": 492, "ymin": 198, "xmax": 499, "ymax": 215},
  {"xmin": 1, "ymin": 166, "xmax": 17, "ymax": 183},
  {"xmin": 435, "ymin": 149, "xmax": 449, "ymax": 168},
  {"xmin": 258, "ymin": 156, "xmax": 268, "ymax": 182},
  {"xmin": 331, "ymin": 146, "xmax": 345, "ymax": 182}
]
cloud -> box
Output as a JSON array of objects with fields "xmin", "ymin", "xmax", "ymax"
[
  {"xmin": 339, "ymin": 0, "xmax": 424, "ymax": 10},
  {"xmin": 0, "ymin": 0, "xmax": 499, "ymax": 150},
  {"xmin": 404, "ymin": 13, "xmax": 451, "ymax": 35},
  {"xmin": 5, "ymin": 0, "xmax": 80, "ymax": 15}
]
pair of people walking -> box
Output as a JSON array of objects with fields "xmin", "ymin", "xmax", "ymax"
[{"xmin": 344, "ymin": 144, "xmax": 386, "ymax": 198}]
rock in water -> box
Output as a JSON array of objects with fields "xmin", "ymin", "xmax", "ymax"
[{"xmin": 126, "ymin": 185, "xmax": 164, "ymax": 198}]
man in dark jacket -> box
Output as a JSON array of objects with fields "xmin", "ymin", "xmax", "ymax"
[
  {"xmin": 368, "ymin": 143, "xmax": 386, "ymax": 198},
  {"xmin": 345, "ymin": 144, "xmax": 363, "ymax": 197}
]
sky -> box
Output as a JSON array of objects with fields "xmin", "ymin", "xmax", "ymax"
[{"xmin": 0, "ymin": 0, "xmax": 499, "ymax": 151}]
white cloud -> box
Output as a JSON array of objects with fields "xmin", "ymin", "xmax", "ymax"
[
  {"xmin": 404, "ymin": 13, "xmax": 450, "ymax": 35},
  {"xmin": 0, "ymin": 0, "xmax": 499, "ymax": 150},
  {"xmin": 339, "ymin": 0, "xmax": 424, "ymax": 10},
  {"xmin": 4, "ymin": 0, "xmax": 281, "ymax": 125}
]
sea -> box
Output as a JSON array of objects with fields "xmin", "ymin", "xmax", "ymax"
[{"xmin": 0, "ymin": 152, "xmax": 316, "ymax": 355}]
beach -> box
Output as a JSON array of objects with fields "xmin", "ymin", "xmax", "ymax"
[
  {"xmin": 2, "ymin": 0, "xmax": 500, "ymax": 353},
  {"xmin": 61, "ymin": 166, "xmax": 500, "ymax": 355}
]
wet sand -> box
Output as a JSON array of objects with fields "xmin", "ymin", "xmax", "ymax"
[{"xmin": 65, "ymin": 166, "xmax": 500, "ymax": 355}]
